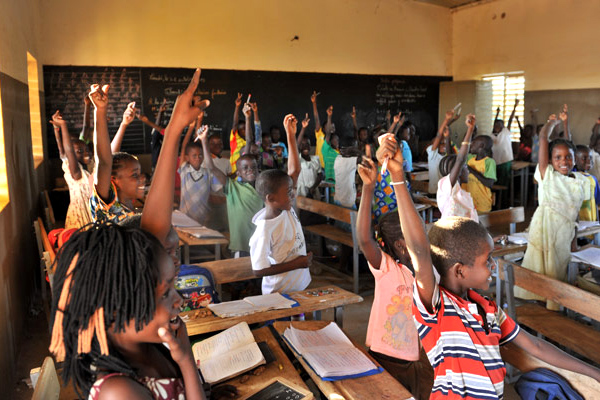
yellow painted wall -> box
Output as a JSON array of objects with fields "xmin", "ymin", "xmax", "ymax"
[
  {"xmin": 39, "ymin": 0, "xmax": 452, "ymax": 76},
  {"xmin": 453, "ymin": 0, "xmax": 600, "ymax": 91}
]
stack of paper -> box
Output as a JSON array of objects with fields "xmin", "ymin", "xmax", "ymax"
[
  {"xmin": 208, "ymin": 293, "xmax": 297, "ymax": 318},
  {"xmin": 508, "ymin": 232, "xmax": 529, "ymax": 245},
  {"xmin": 571, "ymin": 246, "xmax": 600, "ymax": 269},
  {"xmin": 577, "ymin": 221, "xmax": 600, "ymax": 231},
  {"xmin": 193, "ymin": 322, "xmax": 265, "ymax": 384},
  {"xmin": 172, "ymin": 210, "xmax": 201, "ymax": 227},
  {"xmin": 283, "ymin": 322, "xmax": 381, "ymax": 380},
  {"xmin": 179, "ymin": 226, "xmax": 224, "ymax": 239}
]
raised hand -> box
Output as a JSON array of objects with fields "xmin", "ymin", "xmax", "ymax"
[
  {"xmin": 385, "ymin": 109, "xmax": 391, "ymax": 121},
  {"xmin": 310, "ymin": 90, "xmax": 320, "ymax": 104},
  {"xmin": 514, "ymin": 98, "xmax": 520, "ymax": 107},
  {"xmin": 250, "ymin": 102, "xmax": 258, "ymax": 113},
  {"xmin": 159, "ymin": 98, "xmax": 168, "ymax": 113},
  {"xmin": 559, "ymin": 104, "xmax": 568, "ymax": 122},
  {"xmin": 466, "ymin": 113, "xmax": 476, "ymax": 129},
  {"xmin": 357, "ymin": 156, "xmax": 378, "ymax": 186},
  {"xmin": 49, "ymin": 110, "xmax": 67, "ymax": 128},
  {"xmin": 351, "ymin": 106, "xmax": 356, "ymax": 119},
  {"xmin": 121, "ymin": 101, "xmax": 136, "ymax": 125},
  {"xmin": 168, "ymin": 68, "xmax": 206, "ymax": 130},
  {"xmin": 445, "ymin": 110, "xmax": 455, "ymax": 121},
  {"xmin": 235, "ymin": 92, "xmax": 243, "ymax": 107},
  {"xmin": 195, "ymin": 125, "xmax": 209, "ymax": 143},
  {"xmin": 393, "ymin": 113, "xmax": 400, "ymax": 124},
  {"xmin": 398, "ymin": 112, "xmax": 405, "ymax": 125},
  {"xmin": 283, "ymin": 114, "xmax": 298, "ymax": 136},
  {"xmin": 326, "ymin": 105, "xmax": 333, "ymax": 116},
  {"xmin": 88, "ymin": 84, "xmax": 110, "ymax": 110},
  {"xmin": 301, "ymin": 113, "xmax": 310, "ymax": 129},
  {"xmin": 376, "ymin": 135, "xmax": 403, "ymax": 174},
  {"xmin": 242, "ymin": 103, "xmax": 252, "ymax": 118}
]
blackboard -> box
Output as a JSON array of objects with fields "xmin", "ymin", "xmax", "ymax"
[
  {"xmin": 44, "ymin": 66, "xmax": 450, "ymax": 157},
  {"xmin": 245, "ymin": 379, "xmax": 309, "ymax": 400}
]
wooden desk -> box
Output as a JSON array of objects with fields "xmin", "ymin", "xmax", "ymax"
[
  {"xmin": 221, "ymin": 326, "xmax": 310, "ymax": 398},
  {"xmin": 273, "ymin": 321, "xmax": 414, "ymax": 400},
  {"xmin": 492, "ymin": 242, "xmax": 527, "ymax": 258},
  {"xmin": 577, "ymin": 224, "xmax": 600, "ymax": 244},
  {"xmin": 568, "ymin": 244, "xmax": 600, "ymax": 285},
  {"xmin": 182, "ymin": 285, "xmax": 363, "ymax": 336},
  {"xmin": 175, "ymin": 227, "xmax": 229, "ymax": 264},
  {"xmin": 510, "ymin": 161, "xmax": 534, "ymax": 207},
  {"xmin": 410, "ymin": 170, "xmax": 429, "ymax": 181}
]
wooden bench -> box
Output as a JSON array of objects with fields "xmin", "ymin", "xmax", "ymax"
[
  {"xmin": 499, "ymin": 260, "xmax": 600, "ymax": 365},
  {"xmin": 478, "ymin": 206, "xmax": 525, "ymax": 235},
  {"xmin": 295, "ymin": 196, "xmax": 362, "ymax": 293}
]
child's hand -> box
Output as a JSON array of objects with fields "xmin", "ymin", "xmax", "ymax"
[
  {"xmin": 466, "ymin": 113, "xmax": 476, "ymax": 129},
  {"xmin": 157, "ymin": 319, "xmax": 194, "ymax": 366},
  {"xmin": 301, "ymin": 113, "xmax": 310, "ymax": 129},
  {"xmin": 393, "ymin": 113, "xmax": 400, "ymax": 124},
  {"xmin": 514, "ymin": 98, "xmax": 520, "ymax": 107},
  {"xmin": 121, "ymin": 101, "xmax": 136, "ymax": 126},
  {"xmin": 235, "ymin": 92, "xmax": 243, "ymax": 107},
  {"xmin": 385, "ymin": 110, "xmax": 391, "ymax": 120},
  {"xmin": 351, "ymin": 106, "xmax": 356, "ymax": 119},
  {"xmin": 443, "ymin": 126, "xmax": 450, "ymax": 137},
  {"xmin": 283, "ymin": 114, "xmax": 298, "ymax": 136},
  {"xmin": 242, "ymin": 103, "xmax": 252, "ymax": 118},
  {"xmin": 445, "ymin": 110, "xmax": 454, "ymax": 121},
  {"xmin": 159, "ymin": 98, "xmax": 168, "ymax": 113},
  {"xmin": 49, "ymin": 110, "xmax": 67, "ymax": 128},
  {"xmin": 547, "ymin": 114, "xmax": 560, "ymax": 126},
  {"xmin": 559, "ymin": 104, "xmax": 568, "ymax": 122},
  {"xmin": 310, "ymin": 91, "xmax": 319, "ymax": 104},
  {"xmin": 195, "ymin": 125, "xmax": 209, "ymax": 143},
  {"xmin": 496, "ymin": 106, "xmax": 501, "ymax": 114},
  {"xmin": 250, "ymin": 102, "xmax": 258, "ymax": 113},
  {"xmin": 136, "ymin": 112, "xmax": 149, "ymax": 123},
  {"xmin": 376, "ymin": 135, "xmax": 404, "ymax": 174},
  {"xmin": 304, "ymin": 252, "xmax": 313, "ymax": 268},
  {"xmin": 357, "ymin": 156, "xmax": 378, "ymax": 186},
  {"xmin": 168, "ymin": 68, "xmax": 204, "ymax": 130},
  {"xmin": 88, "ymin": 84, "xmax": 110, "ymax": 111},
  {"xmin": 398, "ymin": 112, "xmax": 405, "ymax": 125},
  {"xmin": 326, "ymin": 105, "xmax": 333, "ymax": 116}
]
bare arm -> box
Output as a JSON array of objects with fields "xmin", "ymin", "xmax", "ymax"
[
  {"xmin": 432, "ymin": 110, "xmax": 453, "ymax": 151},
  {"xmin": 241, "ymin": 103, "xmax": 252, "ymax": 155},
  {"xmin": 311, "ymin": 91, "xmax": 321, "ymax": 132},
  {"xmin": 324, "ymin": 106, "xmax": 333, "ymax": 143},
  {"xmin": 49, "ymin": 111, "xmax": 65, "ymax": 159},
  {"xmin": 538, "ymin": 115, "xmax": 560, "ymax": 180},
  {"xmin": 80, "ymin": 95, "xmax": 93, "ymax": 143},
  {"xmin": 590, "ymin": 119, "xmax": 600, "ymax": 148},
  {"xmin": 284, "ymin": 114, "xmax": 301, "ymax": 185},
  {"xmin": 138, "ymin": 114, "xmax": 163, "ymax": 132},
  {"xmin": 507, "ymin": 99, "xmax": 519, "ymax": 129},
  {"xmin": 351, "ymin": 106, "xmax": 358, "ymax": 139},
  {"xmin": 111, "ymin": 102, "xmax": 136, "ymax": 153},
  {"xmin": 449, "ymin": 115, "xmax": 475, "ymax": 187},
  {"xmin": 559, "ymin": 104, "xmax": 571, "ymax": 141},
  {"xmin": 297, "ymin": 113, "xmax": 309, "ymax": 146},
  {"xmin": 199, "ymin": 127, "xmax": 227, "ymax": 186},
  {"xmin": 356, "ymin": 151, "xmax": 382, "ymax": 268},
  {"xmin": 89, "ymin": 84, "xmax": 113, "ymax": 201},
  {"xmin": 253, "ymin": 253, "xmax": 312, "ymax": 278},
  {"xmin": 232, "ymin": 92, "xmax": 242, "ymax": 133},
  {"xmin": 468, "ymin": 166, "xmax": 495, "ymax": 188}
]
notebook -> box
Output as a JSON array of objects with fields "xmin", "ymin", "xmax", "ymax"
[
  {"xmin": 571, "ymin": 246, "xmax": 600, "ymax": 269},
  {"xmin": 282, "ymin": 322, "xmax": 382, "ymax": 380},
  {"xmin": 208, "ymin": 293, "xmax": 298, "ymax": 318}
]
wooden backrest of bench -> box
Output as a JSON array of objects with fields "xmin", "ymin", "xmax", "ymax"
[
  {"xmin": 501, "ymin": 342, "xmax": 600, "ymax": 398},
  {"xmin": 499, "ymin": 260, "xmax": 600, "ymax": 322},
  {"xmin": 199, "ymin": 257, "xmax": 255, "ymax": 285},
  {"xmin": 478, "ymin": 207, "xmax": 524, "ymax": 229},
  {"xmin": 296, "ymin": 196, "xmax": 352, "ymax": 224}
]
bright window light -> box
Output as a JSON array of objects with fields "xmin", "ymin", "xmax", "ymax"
[
  {"xmin": 483, "ymin": 73, "xmax": 525, "ymax": 142},
  {"xmin": 27, "ymin": 52, "xmax": 44, "ymax": 167}
]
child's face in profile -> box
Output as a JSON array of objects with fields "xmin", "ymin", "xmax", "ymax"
[
  {"xmin": 575, "ymin": 150, "xmax": 592, "ymax": 172},
  {"xmin": 551, "ymin": 144, "xmax": 574, "ymax": 175},
  {"xmin": 462, "ymin": 235, "xmax": 495, "ymax": 291},
  {"xmin": 268, "ymin": 177, "xmax": 294, "ymax": 211},
  {"xmin": 136, "ymin": 174, "xmax": 147, "ymax": 201},
  {"xmin": 185, "ymin": 147, "xmax": 203, "ymax": 171},
  {"xmin": 237, "ymin": 158, "xmax": 258, "ymax": 183},
  {"xmin": 114, "ymin": 159, "xmax": 142, "ymax": 201}
]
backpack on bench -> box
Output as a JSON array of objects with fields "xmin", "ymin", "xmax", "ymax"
[
  {"xmin": 175, "ymin": 264, "xmax": 220, "ymax": 311},
  {"xmin": 515, "ymin": 368, "xmax": 583, "ymax": 400}
]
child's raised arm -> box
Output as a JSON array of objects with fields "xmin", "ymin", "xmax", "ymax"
[
  {"xmin": 111, "ymin": 101, "xmax": 136, "ymax": 153},
  {"xmin": 283, "ymin": 114, "xmax": 300, "ymax": 185},
  {"xmin": 137, "ymin": 113, "xmax": 163, "ymax": 132},
  {"xmin": 50, "ymin": 110, "xmax": 83, "ymax": 180},
  {"xmin": 559, "ymin": 104, "xmax": 571, "ymax": 141},
  {"xmin": 311, "ymin": 91, "xmax": 321, "ymax": 132},
  {"xmin": 324, "ymin": 106, "xmax": 333, "ymax": 143},
  {"xmin": 232, "ymin": 92, "xmax": 242, "ymax": 133},
  {"xmin": 448, "ymin": 114, "xmax": 475, "ymax": 187},
  {"xmin": 377, "ymin": 137, "xmax": 436, "ymax": 311},
  {"xmin": 200, "ymin": 126, "xmax": 227, "ymax": 186},
  {"xmin": 179, "ymin": 113, "xmax": 203, "ymax": 168},
  {"xmin": 356, "ymin": 147, "xmax": 383, "ymax": 268},
  {"xmin": 351, "ymin": 106, "xmax": 358, "ymax": 139},
  {"xmin": 49, "ymin": 110, "xmax": 66, "ymax": 159},
  {"xmin": 251, "ymin": 102, "xmax": 262, "ymax": 148},
  {"xmin": 242, "ymin": 103, "xmax": 253, "ymax": 155},
  {"xmin": 79, "ymin": 94, "xmax": 93, "ymax": 143},
  {"xmin": 89, "ymin": 84, "xmax": 112, "ymax": 201},
  {"xmin": 141, "ymin": 68, "xmax": 206, "ymax": 244},
  {"xmin": 538, "ymin": 114, "xmax": 561, "ymax": 180},
  {"xmin": 432, "ymin": 110, "xmax": 454, "ymax": 152},
  {"xmin": 507, "ymin": 98, "xmax": 519, "ymax": 130},
  {"xmin": 297, "ymin": 113, "xmax": 310, "ymax": 146}
]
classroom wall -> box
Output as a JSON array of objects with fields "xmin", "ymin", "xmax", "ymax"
[
  {"xmin": 38, "ymin": 0, "xmax": 452, "ymax": 77},
  {"xmin": 0, "ymin": 0, "xmax": 46, "ymax": 393},
  {"xmin": 452, "ymin": 0, "xmax": 600, "ymax": 91}
]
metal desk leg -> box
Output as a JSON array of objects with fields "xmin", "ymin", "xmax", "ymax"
[
  {"xmin": 325, "ymin": 187, "xmax": 330, "ymax": 203},
  {"xmin": 353, "ymin": 246, "xmax": 359, "ymax": 294},
  {"xmin": 510, "ymin": 169, "xmax": 515, "ymax": 207},
  {"xmin": 334, "ymin": 306, "xmax": 344, "ymax": 327},
  {"xmin": 524, "ymin": 167, "xmax": 529, "ymax": 207},
  {"xmin": 183, "ymin": 243, "xmax": 190, "ymax": 265},
  {"xmin": 313, "ymin": 310, "xmax": 322, "ymax": 320},
  {"xmin": 215, "ymin": 244, "xmax": 221, "ymax": 261}
]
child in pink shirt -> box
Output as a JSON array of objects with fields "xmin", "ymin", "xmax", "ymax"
[{"xmin": 356, "ymin": 148, "xmax": 433, "ymax": 400}]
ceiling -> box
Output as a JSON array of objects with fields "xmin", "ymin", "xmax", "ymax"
[{"xmin": 413, "ymin": 0, "xmax": 488, "ymax": 9}]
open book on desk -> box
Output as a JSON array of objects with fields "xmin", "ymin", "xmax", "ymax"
[
  {"xmin": 282, "ymin": 322, "xmax": 382, "ymax": 381},
  {"xmin": 208, "ymin": 293, "xmax": 298, "ymax": 318},
  {"xmin": 193, "ymin": 322, "xmax": 265, "ymax": 384}
]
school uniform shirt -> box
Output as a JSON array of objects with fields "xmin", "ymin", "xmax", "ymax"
[
  {"xmin": 333, "ymin": 156, "xmax": 358, "ymax": 208},
  {"xmin": 436, "ymin": 175, "xmax": 479, "ymax": 222},
  {"xmin": 224, "ymin": 178, "xmax": 264, "ymax": 253},
  {"xmin": 590, "ymin": 149, "xmax": 600, "ymax": 182},
  {"xmin": 90, "ymin": 182, "xmax": 136, "ymax": 223},
  {"xmin": 178, "ymin": 162, "xmax": 222, "ymax": 226},
  {"xmin": 297, "ymin": 155, "xmax": 322, "ymax": 197},
  {"xmin": 229, "ymin": 129, "xmax": 246, "ymax": 173},
  {"xmin": 249, "ymin": 208, "xmax": 311, "ymax": 294},
  {"xmin": 578, "ymin": 172, "xmax": 600, "ymax": 222},
  {"xmin": 202, "ymin": 155, "xmax": 232, "ymax": 176},
  {"xmin": 491, "ymin": 128, "xmax": 514, "ymax": 166},
  {"xmin": 466, "ymin": 155, "xmax": 496, "ymax": 213},
  {"xmin": 315, "ymin": 128, "xmax": 326, "ymax": 168},
  {"xmin": 320, "ymin": 139, "xmax": 340, "ymax": 183},
  {"xmin": 426, "ymin": 145, "xmax": 445, "ymax": 193},
  {"xmin": 413, "ymin": 281, "xmax": 520, "ymax": 400},
  {"xmin": 366, "ymin": 251, "xmax": 419, "ymax": 361}
]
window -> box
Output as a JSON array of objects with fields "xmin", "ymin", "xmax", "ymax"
[
  {"xmin": 27, "ymin": 52, "xmax": 43, "ymax": 167},
  {"xmin": 0, "ymin": 79, "xmax": 9, "ymax": 212},
  {"xmin": 483, "ymin": 73, "xmax": 525, "ymax": 142}
]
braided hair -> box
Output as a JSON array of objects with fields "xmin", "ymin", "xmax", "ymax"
[
  {"xmin": 49, "ymin": 222, "xmax": 164, "ymax": 398},
  {"xmin": 112, "ymin": 152, "xmax": 139, "ymax": 176},
  {"xmin": 438, "ymin": 154, "xmax": 457, "ymax": 177},
  {"xmin": 376, "ymin": 211, "xmax": 412, "ymax": 272}
]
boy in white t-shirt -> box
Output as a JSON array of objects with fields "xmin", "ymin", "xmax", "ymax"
[
  {"xmin": 250, "ymin": 114, "xmax": 312, "ymax": 294},
  {"xmin": 492, "ymin": 100, "xmax": 518, "ymax": 206},
  {"xmin": 426, "ymin": 109, "xmax": 456, "ymax": 193}
]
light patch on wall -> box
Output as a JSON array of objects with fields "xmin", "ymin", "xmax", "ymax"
[
  {"xmin": 483, "ymin": 73, "xmax": 525, "ymax": 142},
  {"xmin": 0, "ymin": 79, "xmax": 9, "ymax": 212},
  {"xmin": 27, "ymin": 52, "xmax": 43, "ymax": 167}
]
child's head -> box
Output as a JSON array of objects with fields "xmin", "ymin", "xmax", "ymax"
[
  {"xmin": 592, "ymin": 136, "xmax": 600, "ymax": 154},
  {"xmin": 549, "ymin": 139, "xmax": 576, "ymax": 175},
  {"xmin": 439, "ymin": 155, "xmax": 469, "ymax": 184},
  {"xmin": 255, "ymin": 169, "xmax": 293, "ymax": 211},
  {"xmin": 73, "ymin": 138, "xmax": 92, "ymax": 166},
  {"xmin": 119, "ymin": 215, "xmax": 180, "ymax": 267},
  {"xmin": 358, "ymin": 127, "xmax": 369, "ymax": 144},
  {"xmin": 262, "ymin": 133, "xmax": 272, "ymax": 149},
  {"xmin": 299, "ymin": 137, "xmax": 311, "ymax": 156},
  {"xmin": 377, "ymin": 211, "xmax": 411, "ymax": 268},
  {"xmin": 428, "ymin": 217, "xmax": 495, "ymax": 291},
  {"xmin": 208, "ymin": 133, "xmax": 223, "ymax": 157},
  {"xmin": 49, "ymin": 223, "xmax": 182, "ymax": 397},
  {"xmin": 236, "ymin": 154, "xmax": 259, "ymax": 183},
  {"xmin": 470, "ymin": 135, "xmax": 493, "ymax": 159},
  {"xmin": 136, "ymin": 172, "xmax": 150, "ymax": 201},
  {"xmin": 184, "ymin": 141, "xmax": 203, "ymax": 170},
  {"xmin": 237, "ymin": 119, "xmax": 245, "ymax": 136},
  {"xmin": 330, "ymin": 133, "xmax": 340, "ymax": 150},
  {"xmin": 272, "ymin": 143, "xmax": 285, "ymax": 159},
  {"xmin": 112, "ymin": 152, "xmax": 142, "ymax": 201},
  {"xmin": 269, "ymin": 126, "xmax": 281, "ymax": 143},
  {"xmin": 493, "ymin": 119, "xmax": 504, "ymax": 134},
  {"xmin": 399, "ymin": 122, "xmax": 415, "ymax": 142},
  {"xmin": 575, "ymin": 145, "xmax": 593, "ymax": 172}
]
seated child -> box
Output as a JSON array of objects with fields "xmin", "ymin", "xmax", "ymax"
[
  {"xmin": 333, "ymin": 139, "xmax": 361, "ymax": 209},
  {"xmin": 356, "ymin": 155, "xmax": 433, "ymax": 400},
  {"xmin": 491, "ymin": 100, "xmax": 517, "ymax": 203},
  {"xmin": 426, "ymin": 110, "xmax": 455, "ymax": 193},
  {"xmin": 466, "ymin": 135, "xmax": 496, "ymax": 213},
  {"xmin": 269, "ymin": 125, "xmax": 288, "ymax": 159},
  {"xmin": 436, "ymin": 114, "xmax": 478, "ymax": 222},
  {"xmin": 574, "ymin": 145, "xmax": 600, "ymax": 222},
  {"xmin": 375, "ymin": 136, "xmax": 600, "ymax": 399},
  {"xmin": 516, "ymin": 116, "xmax": 590, "ymax": 310},
  {"xmin": 250, "ymin": 114, "xmax": 312, "ymax": 294},
  {"xmin": 351, "ymin": 106, "xmax": 371, "ymax": 155},
  {"xmin": 50, "ymin": 110, "xmax": 93, "ymax": 229},
  {"xmin": 296, "ymin": 114, "xmax": 323, "ymax": 198},
  {"xmin": 178, "ymin": 119, "xmax": 222, "ymax": 226}
]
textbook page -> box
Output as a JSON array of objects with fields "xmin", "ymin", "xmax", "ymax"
[
  {"xmin": 192, "ymin": 322, "xmax": 255, "ymax": 363},
  {"xmin": 244, "ymin": 293, "xmax": 296, "ymax": 310},
  {"xmin": 208, "ymin": 300, "xmax": 258, "ymax": 318},
  {"xmin": 199, "ymin": 341, "xmax": 265, "ymax": 384},
  {"xmin": 571, "ymin": 246, "xmax": 600, "ymax": 269},
  {"xmin": 284, "ymin": 322, "xmax": 353, "ymax": 354},
  {"xmin": 302, "ymin": 346, "xmax": 378, "ymax": 378}
]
